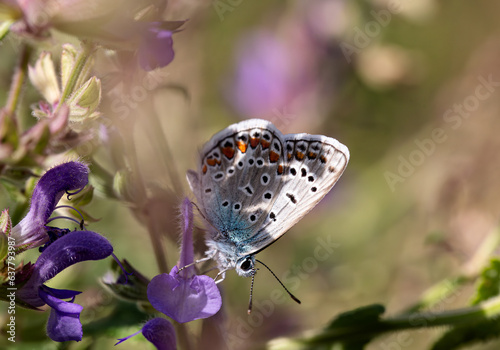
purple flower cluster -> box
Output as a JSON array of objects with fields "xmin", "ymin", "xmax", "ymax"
[
  {"xmin": 3, "ymin": 161, "xmax": 221, "ymax": 347},
  {"xmin": 118, "ymin": 198, "xmax": 222, "ymax": 347},
  {"xmin": 6, "ymin": 162, "xmax": 114, "ymax": 341}
]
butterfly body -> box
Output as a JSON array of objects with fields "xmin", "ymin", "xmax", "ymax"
[{"xmin": 187, "ymin": 119, "xmax": 349, "ymax": 278}]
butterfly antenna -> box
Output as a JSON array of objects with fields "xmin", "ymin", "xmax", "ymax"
[
  {"xmin": 255, "ymin": 259, "xmax": 301, "ymax": 305},
  {"xmin": 248, "ymin": 269, "xmax": 257, "ymax": 314}
]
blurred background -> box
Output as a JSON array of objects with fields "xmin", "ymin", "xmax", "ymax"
[{"xmin": 2, "ymin": 0, "xmax": 500, "ymax": 349}]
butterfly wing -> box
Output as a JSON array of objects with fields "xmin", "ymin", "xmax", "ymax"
[
  {"xmin": 187, "ymin": 119, "xmax": 288, "ymax": 249},
  {"xmin": 237, "ymin": 133, "xmax": 349, "ymax": 256}
]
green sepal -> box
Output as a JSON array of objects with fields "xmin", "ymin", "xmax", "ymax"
[
  {"xmin": 471, "ymin": 258, "xmax": 500, "ymax": 305},
  {"xmin": 101, "ymin": 260, "xmax": 150, "ymax": 303},
  {"xmin": 0, "ymin": 209, "xmax": 12, "ymax": 261},
  {"xmin": 112, "ymin": 169, "xmax": 137, "ymax": 203},
  {"xmin": 0, "ymin": 20, "xmax": 13, "ymax": 41}
]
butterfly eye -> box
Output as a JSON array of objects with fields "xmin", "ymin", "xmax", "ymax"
[{"xmin": 239, "ymin": 258, "xmax": 253, "ymax": 271}]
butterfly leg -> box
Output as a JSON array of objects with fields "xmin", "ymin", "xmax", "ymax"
[
  {"xmin": 177, "ymin": 255, "xmax": 213, "ymax": 273},
  {"xmin": 214, "ymin": 270, "xmax": 227, "ymax": 284}
]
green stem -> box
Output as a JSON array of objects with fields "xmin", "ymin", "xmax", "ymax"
[
  {"xmin": 175, "ymin": 322, "xmax": 193, "ymax": 350},
  {"xmin": 305, "ymin": 294, "xmax": 500, "ymax": 345},
  {"xmin": 387, "ymin": 294, "xmax": 500, "ymax": 328},
  {"xmin": 4, "ymin": 44, "xmax": 32, "ymax": 116},
  {"xmin": 145, "ymin": 216, "xmax": 169, "ymax": 274},
  {"xmin": 121, "ymin": 125, "xmax": 169, "ymax": 274},
  {"xmin": 144, "ymin": 107, "xmax": 184, "ymax": 196}
]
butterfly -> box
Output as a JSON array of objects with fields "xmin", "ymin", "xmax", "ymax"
[{"xmin": 187, "ymin": 119, "xmax": 349, "ymax": 284}]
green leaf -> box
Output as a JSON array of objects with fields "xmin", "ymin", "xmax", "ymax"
[
  {"xmin": 70, "ymin": 184, "xmax": 94, "ymax": 206},
  {"xmin": 327, "ymin": 304, "xmax": 386, "ymax": 329},
  {"xmin": 89, "ymin": 162, "xmax": 117, "ymax": 200},
  {"xmin": 0, "ymin": 178, "xmax": 29, "ymax": 223},
  {"xmin": 0, "ymin": 209, "xmax": 11, "ymax": 261},
  {"xmin": 0, "ymin": 232, "xmax": 8, "ymax": 262},
  {"xmin": 112, "ymin": 168, "xmax": 139, "ymax": 203},
  {"xmin": 83, "ymin": 300, "xmax": 150, "ymax": 337},
  {"xmin": 0, "ymin": 20, "xmax": 12, "ymax": 41},
  {"xmin": 471, "ymin": 258, "xmax": 500, "ymax": 305},
  {"xmin": 0, "ymin": 176, "xmax": 26, "ymax": 199},
  {"xmin": 287, "ymin": 305, "xmax": 387, "ymax": 350},
  {"xmin": 431, "ymin": 319, "xmax": 500, "ymax": 350},
  {"xmin": 76, "ymin": 207, "xmax": 100, "ymax": 223}
]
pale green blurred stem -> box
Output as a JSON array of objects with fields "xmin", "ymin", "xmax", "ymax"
[
  {"xmin": 55, "ymin": 42, "xmax": 93, "ymax": 113},
  {"xmin": 404, "ymin": 225, "xmax": 500, "ymax": 313},
  {"xmin": 4, "ymin": 44, "xmax": 32, "ymax": 116},
  {"xmin": 145, "ymin": 216, "xmax": 169, "ymax": 274},
  {"xmin": 123, "ymin": 125, "xmax": 169, "ymax": 274},
  {"xmin": 175, "ymin": 322, "xmax": 193, "ymax": 350},
  {"xmin": 145, "ymin": 106, "xmax": 183, "ymax": 196}
]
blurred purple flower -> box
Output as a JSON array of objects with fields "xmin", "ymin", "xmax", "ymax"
[
  {"xmin": 116, "ymin": 318, "xmax": 176, "ymax": 350},
  {"xmin": 16, "ymin": 230, "xmax": 114, "ymax": 341},
  {"xmin": 228, "ymin": 30, "xmax": 316, "ymax": 118},
  {"xmin": 5, "ymin": 0, "xmax": 181, "ymax": 70},
  {"xmin": 10, "ymin": 161, "xmax": 89, "ymax": 251},
  {"xmin": 147, "ymin": 198, "xmax": 222, "ymax": 323},
  {"xmin": 138, "ymin": 24, "xmax": 175, "ymax": 71}
]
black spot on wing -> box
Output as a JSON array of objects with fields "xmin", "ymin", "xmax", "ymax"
[{"xmin": 286, "ymin": 193, "xmax": 297, "ymax": 204}]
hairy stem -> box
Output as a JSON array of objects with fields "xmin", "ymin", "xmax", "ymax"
[{"xmin": 5, "ymin": 44, "xmax": 32, "ymax": 116}]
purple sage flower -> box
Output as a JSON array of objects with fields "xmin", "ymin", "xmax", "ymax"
[
  {"xmin": 147, "ymin": 198, "xmax": 222, "ymax": 323},
  {"xmin": 227, "ymin": 29, "xmax": 318, "ymax": 119},
  {"xmin": 10, "ymin": 161, "xmax": 89, "ymax": 251},
  {"xmin": 138, "ymin": 24, "xmax": 175, "ymax": 71},
  {"xmin": 16, "ymin": 230, "xmax": 114, "ymax": 342},
  {"xmin": 116, "ymin": 318, "xmax": 176, "ymax": 350}
]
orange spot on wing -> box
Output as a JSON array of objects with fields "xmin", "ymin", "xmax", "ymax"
[
  {"xmin": 202, "ymin": 165, "xmax": 207, "ymax": 174},
  {"xmin": 269, "ymin": 151, "xmax": 280, "ymax": 163},
  {"xmin": 277, "ymin": 165, "xmax": 284, "ymax": 175},
  {"xmin": 222, "ymin": 147, "xmax": 235, "ymax": 159},
  {"xmin": 308, "ymin": 152, "xmax": 317, "ymax": 159},
  {"xmin": 295, "ymin": 151, "xmax": 305, "ymax": 160},
  {"xmin": 236, "ymin": 141, "xmax": 247, "ymax": 153},
  {"xmin": 320, "ymin": 155, "xmax": 327, "ymax": 163},
  {"xmin": 206, "ymin": 158, "xmax": 220, "ymax": 166},
  {"xmin": 260, "ymin": 140, "xmax": 270, "ymax": 149},
  {"xmin": 287, "ymin": 153, "xmax": 292, "ymax": 160},
  {"xmin": 250, "ymin": 137, "xmax": 260, "ymax": 148}
]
